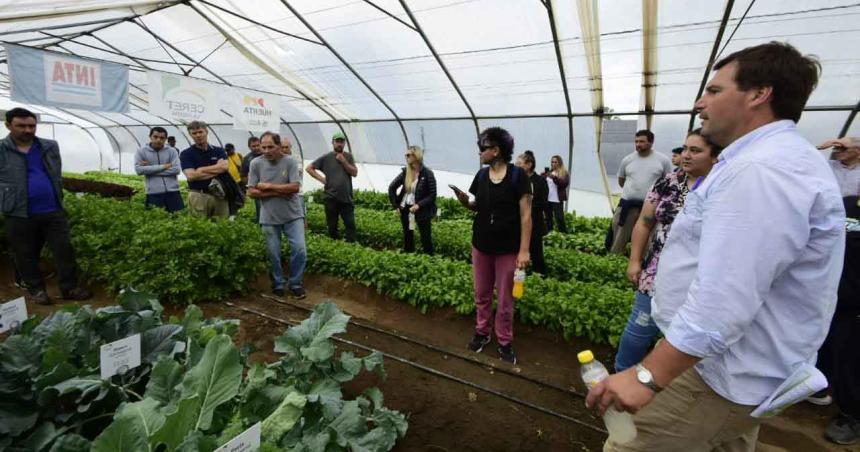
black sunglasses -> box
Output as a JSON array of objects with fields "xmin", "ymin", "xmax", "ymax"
[{"xmin": 477, "ymin": 142, "xmax": 496, "ymax": 154}]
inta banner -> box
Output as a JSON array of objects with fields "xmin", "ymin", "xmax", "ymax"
[
  {"xmin": 146, "ymin": 71, "xmax": 221, "ymax": 122},
  {"xmin": 4, "ymin": 44, "xmax": 129, "ymax": 112}
]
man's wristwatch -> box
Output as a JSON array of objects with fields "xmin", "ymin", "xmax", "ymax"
[{"xmin": 635, "ymin": 363, "xmax": 663, "ymax": 393}]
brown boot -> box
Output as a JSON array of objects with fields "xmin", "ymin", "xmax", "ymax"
[{"xmin": 61, "ymin": 287, "xmax": 93, "ymax": 301}]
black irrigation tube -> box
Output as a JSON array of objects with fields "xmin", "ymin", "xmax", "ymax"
[
  {"xmin": 224, "ymin": 301, "xmax": 607, "ymax": 435},
  {"xmin": 259, "ymin": 293, "xmax": 587, "ymax": 399}
]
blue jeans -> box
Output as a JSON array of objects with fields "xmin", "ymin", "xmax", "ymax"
[
  {"xmin": 263, "ymin": 219, "xmax": 306, "ymax": 291},
  {"xmin": 614, "ymin": 291, "xmax": 660, "ymax": 372}
]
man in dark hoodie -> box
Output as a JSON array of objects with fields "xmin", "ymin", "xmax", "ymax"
[{"xmin": 135, "ymin": 126, "xmax": 183, "ymax": 212}]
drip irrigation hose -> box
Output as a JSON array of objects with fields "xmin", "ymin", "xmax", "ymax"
[
  {"xmin": 224, "ymin": 301, "xmax": 608, "ymax": 435},
  {"xmin": 258, "ymin": 293, "xmax": 587, "ymax": 399}
]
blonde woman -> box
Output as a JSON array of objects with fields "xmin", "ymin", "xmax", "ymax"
[
  {"xmin": 542, "ymin": 154, "xmax": 570, "ymax": 232},
  {"xmin": 388, "ymin": 146, "xmax": 437, "ymax": 254}
]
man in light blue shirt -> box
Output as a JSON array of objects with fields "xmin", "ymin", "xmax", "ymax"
[{"xmin": 586, "ymin": 42, "xmax": 846, "ymax": 451}]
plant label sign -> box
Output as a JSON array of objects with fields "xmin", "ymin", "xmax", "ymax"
[
  {"xmin": 215, "ymin": 422, "xmax": 260, "ymax": 452},
  {"xmin": 99, "ymin": 333, "xmax": 141, "ymax": 379},
  {"xmin": 0, "ymin": 297, "xmax": 27, "ymax": 334}
]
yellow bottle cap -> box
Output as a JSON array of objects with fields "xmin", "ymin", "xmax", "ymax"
[{"xmin": 577, "ymin": 350, "xmax": 594, "ymax": 364}]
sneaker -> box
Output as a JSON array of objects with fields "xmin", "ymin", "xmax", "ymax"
[
  {"xmin": 14, "ymin": 279, "xmax": 27, "ymax": 289},
  {"xmin": 807, "ymin": 389, "xmax": 833, "ymax": 406},
  {"xmin": 30, "ymin": 290, "xmax": 52, "ymax": 305},
  {"xmin": 825, "ymin": 413, "xmax": 860, "ymax": 445},
  {"xmin": 61, "ymin": 287, "xmax": 92, "ymax": 301},
  {"xmin": 498, "ymin": 344, "xmax": 517, "ymax": 365},
  {"xmin": 272, "ymin": 288, "xmax": 285, "ymax": 297},
  {"xmin": 468, "ymin": 333, "xmax": 490, "ymax": 353},
  {"xmin": 289, "ymin": 287, "xmax": 307, "ymax": 300}
]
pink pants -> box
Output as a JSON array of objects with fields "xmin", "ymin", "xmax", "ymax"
[{"xmin": 471, "ymin": 246, "xmax": 517, "ymax": 346}]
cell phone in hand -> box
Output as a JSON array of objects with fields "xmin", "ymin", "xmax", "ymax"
[
  {"xmin": 544, "ymin": 167, "xmax": 550, "ymax": 173},
  {"xmin": 448, "ymin": 184, "xmax": 463, "ymax": 194}
]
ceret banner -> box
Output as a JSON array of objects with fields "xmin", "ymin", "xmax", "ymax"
[
  {"xmin": 229, "ymin": 89, "xmax": 280, "ymax": 132},
  {"xmin": 146, "ymin": 70, "xmax": 221, "ymax": 122},
  {"xmin": 5, "ymin": 44, "xmax": 129, "ymax": 112}
]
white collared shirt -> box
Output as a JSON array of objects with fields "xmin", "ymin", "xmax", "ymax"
[{"xmin": 652, "ymin": 120, "xmax": 846, "ymax": 405}]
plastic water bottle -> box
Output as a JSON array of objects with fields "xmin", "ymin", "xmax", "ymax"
[
  {"xmin": 408, "ymin": 212, "xmax": 416, "ymax": 231},
  {"xmin": 577, "ymin": 350, "xmax": 637, "ymax": 444},
  {"xmin": 512, "ymin": 269, "xmax": 525, "ymax": 299}
]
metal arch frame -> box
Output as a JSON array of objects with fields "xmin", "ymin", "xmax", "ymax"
[
  {"xmin": 839, "ymin": 100, "xmax": 860, "ymax": 138},
  {"xmin": 284, "ymin": 122, "xmax": 304, "ymax": 161},
  {"xmin": 360, "ymin": 0, "xmax": 417, "ymax": 32},
  {"xmin": 0, "ymin": 16, "xmax": 133, "ymax": 38},
  {"xmin": 167, "ymin": 4, "xmax": 352, "ymax": 151},
  {"xmin": 278, "ymin": 0, "xmax": 411, "ymax": 149},
  {"xmin": 641, "ymin": 0, "xmax": 658, "ymax": 130},
  {"xmin": 194, "ymin": 0, "xmax": 324, "ymax": 46},
  {"xmin": 398, "ymin": 0, "xmax": 480, "ymax": 141},
  {"xmin": 541, "ymin": 0, "xmax": 575, "ymax": 212},
  {"xmin": 688, "ymin": 0, "xmax": 736, "ymax": 132}
]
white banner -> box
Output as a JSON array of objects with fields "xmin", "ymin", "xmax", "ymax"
[
  {"xmin": 230, "ymin": 89, "xmax": 280, "ymax": 133},
  {"xmin": 147, "ymin": 71, "xmax": 220, "ymax": 122},
  {"xmin": 5, "ymin": 44, "xmax": 128, "ymax": 112}
]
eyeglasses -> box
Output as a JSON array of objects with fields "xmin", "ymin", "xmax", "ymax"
[
  {"xmin": 405, "ymin": 153, "xmax": 414, "ymax": 158},
  {"xmin": 477, "ymin": 143, "xmax": 496, "ymax": 154}
]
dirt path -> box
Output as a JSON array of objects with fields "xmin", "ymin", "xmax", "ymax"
[{"xmin": 1, "ymin": 266, "xmax": 856, "ymax": 452}]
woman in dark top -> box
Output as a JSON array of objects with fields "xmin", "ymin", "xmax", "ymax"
[
  {"xmin": 516, "ymin": 150, "xmax": 548, "ymax": 274},
  {"xmin": 455, "ymin": 127, "xmax": 532, "ymax": 365},
  {"xmin": 388, "ymin": 145, "xmax": 437, "ymax": 255}
]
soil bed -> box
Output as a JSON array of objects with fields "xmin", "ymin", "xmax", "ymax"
[{"xmin": 0, "ymin": 264, "xmax": 855, "ymax": 452}]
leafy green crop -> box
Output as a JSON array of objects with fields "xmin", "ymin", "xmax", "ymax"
[{"xmin": 1, "ymin": 294, "xmax": 407, "ymax": 451}]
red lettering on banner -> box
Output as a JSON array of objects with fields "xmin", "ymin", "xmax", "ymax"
[
  {"xmin": 52, "ymin": 62, "xmax": 66, "ymax": 82},
  {"xmin": 75, "ymin": 65, "xmax": 89, "ymax": 86},
  {"xmin": 63, "ymin": 63, "xmax": 75, "ymax": 82}
]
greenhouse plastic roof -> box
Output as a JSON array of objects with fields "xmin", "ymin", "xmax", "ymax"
[{"xmin": 0, "ymin": 0, "xmax": 858, "ymax": 200}]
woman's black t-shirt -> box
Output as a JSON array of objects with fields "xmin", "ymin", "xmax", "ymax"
[{"xmin": 469, "ymin": 164, "xmax": 531, "ymax": 255}]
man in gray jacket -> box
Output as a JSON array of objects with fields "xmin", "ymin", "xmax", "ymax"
[
  {"xmin": 1, "ymin": 108, "xmax": 91, "ymax": 305},
  {"xmin": 135, "ymin": 127, "xmax": 183, "ymax": 212}
]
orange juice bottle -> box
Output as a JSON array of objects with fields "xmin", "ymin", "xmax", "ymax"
[{"xmin": 512, "ymin": 269, "xmax": 525, "ymax": 299}]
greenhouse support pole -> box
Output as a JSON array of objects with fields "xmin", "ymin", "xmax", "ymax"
[
  {"xmin": 398, "ymin": 0, "xmax": 481, "ymax": 144},
  {"xmin": 545, "ymin": 0, "xmax": 575, "ymax": 214},
  {"xmin": 688, "ymin": 0, "xmax": 735, "ymax": 132},
  {"xmin": 279, "ymin": 0, "xmax": 410, "ymax": 148},
  {"xmin": 360, "ymin": 0, "xmax": 417, "ymax": 31},
  {"xmin": 839, "ymin": 100, "xmax": 860, "ymax": 138},
  {"xmin": 171, "ymin": 5, "xmax": 352, "ymax": 152}
]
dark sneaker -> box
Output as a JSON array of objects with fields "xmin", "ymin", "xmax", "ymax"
[
  {"xmin": 14, "ymin": 279, "xmax": 27, "ymax": 289},
  {"xmin": 289, "ymin": 287, "xmax": 307, "ymax": 300},
  {"xmin": 468, "ymin": 333, "xmax": 490, "ymax": 353},
  {"xmin": 31, "ymin": 290, "xmax": 52, "ymax": 305},
  {"xmin": 272, "ymin": 288, "xmax": 285, "ymax": 297},
  {"xmin": 498, "ymin": 344, "xmax": 517, "ymax": 364},
  {"xmin": 825, "ymin": 414, "xmax": 859, "ymax": 445},
  {"xmin": 807, "ymin": 389, "xmax": 833, "ymax": 406},
  {"xmin": 61, "ymin": 287, "xmax": 92, "ymax": 301}
]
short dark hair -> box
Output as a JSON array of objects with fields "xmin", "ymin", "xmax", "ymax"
[
  {"xmin": 186, "ymin": 120, "xmax": 207, "ymax": 132},
  {"xmin": 248, "ymin": 136, "xmax": 260, "ymax": 146},
  {"xmin": 225, "ymin": 143, "xmax": 235, "ymax": 151},
  {"xmin": 688, "ymin": 128, "xmax": 724, "ymax": 158},
  {"xmin": 149, "ymin": 126, "xmax": 168, "ymax": 137},
  {"xmin": 635, "ymin": 129, "xmax": 654, "ymax": 143},
  {"xmin": 671, "ymin": 146, "xmax": 684, "ymax": 154},
  {"xmin": 167, "ymin": 136, "xmax": 176, "ymax": 141},
  {"xmin": 713, "ymin": 41, "xmax": 820, "ymax": 122},
  {"xmin": 5, "ymin": 107, "xmax": 37, "ymax": 124},
  {"xmin": 479, "ymin": 127, "xmax": 514, "ymax": 163},
  {"xmin": 260, "ymin": 131, "xmax": 281, "ymax": 145}
]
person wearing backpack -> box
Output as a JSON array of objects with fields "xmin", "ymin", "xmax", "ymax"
[{"xmin": 455, "ymin": 127, "xmax": 532, "ymax": 364}]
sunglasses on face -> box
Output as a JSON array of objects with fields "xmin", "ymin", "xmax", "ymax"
[
  {"xmin": 405, "ymin": 153, "xmax": 414, "ymax": 157},
  {"xmin": 477, "ymin": 142, "xmax": 496, "ymax": 154}
]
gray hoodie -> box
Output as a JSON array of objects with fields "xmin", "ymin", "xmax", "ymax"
[{"xmin": 134, "ymin": 144, "xmax": 181, "ymax": 194}]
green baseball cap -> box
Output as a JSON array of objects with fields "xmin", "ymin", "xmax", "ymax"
[{"xmin": 332, "ymin": 131, "xmax": 346, "ymax": 141}]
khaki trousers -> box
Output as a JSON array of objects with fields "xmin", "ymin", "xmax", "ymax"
[
  {"xmin": 610, "ymin": 205, "xmax": 641, "ymax": 255},
  {"xmin": 188, "ymin": 191, "xmax": 229, "ymax": 219},
  {"xmin": 604, "ymin": 368, "xmax": 761, "ymax": 452}
]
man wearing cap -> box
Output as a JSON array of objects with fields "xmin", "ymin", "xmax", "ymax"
[{"xmin": 306, "ymin": 131, "xmax": 358, "ymax": 242}]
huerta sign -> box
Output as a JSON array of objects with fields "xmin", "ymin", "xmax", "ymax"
[
  {"xmin": 230, "ymin": 90, "xmax": 280, "ymax": 132},
  {"xmin": 4, "ymin": 44, "xmax": 128, "ymax": 112},
  {"xmin": 147, "ymin": 71, "xmax": 221, "ymax": 122}
]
